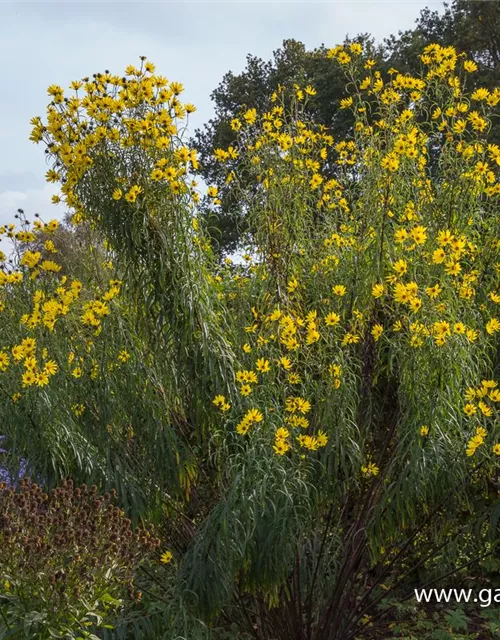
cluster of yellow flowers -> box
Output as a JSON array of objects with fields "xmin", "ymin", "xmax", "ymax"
[
  {"xmin": 0, "ymin": 337, "xmax": 58, "ymax": 389},
  {"xmin": 0, "ymin": 220, "xmax": 61, "ymax": 289},
  {"xmin": 30, "ymin": 58, "xmax": 200, "ymax": 224},
  {"xmin": 214, "ymin": 304, "xmax": 343, "ymax": 456},
  {"xmin": 463, "ymin": 379, "xmax": 499, "ymax": 416},
  {"xmin": 235, "ymin": 408, "xmax": 263, "ymax": 436},
  {"xmin": 463, "ymin": 380, "xmax": 499, "ymax": 457},
  {"xmin": 210, "ymin": 292, "xmax": 351, "ymax": 455},
  {"xmin": 215, "ymin": 92, "xmax": 347, "ymax": 218},
  {"xmin": 208, "ymin": 42, "xmax": 499, "ymax": 470},
  {"xmin": 0, "ymin": 217, "xmax": 131, "ymax": 405},
  {"xmin": 327, "ymin": 43, "xmax": 500, "ymax": 195}
]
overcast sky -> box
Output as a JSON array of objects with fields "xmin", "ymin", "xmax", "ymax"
[{"xmin": 0, "ymin": 0, "xmax": 445, "ymax": 232}]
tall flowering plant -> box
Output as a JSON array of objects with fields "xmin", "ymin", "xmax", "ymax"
[{"xmin": 0, "ymin": 43, "xmax": 497, "ymax": 638}]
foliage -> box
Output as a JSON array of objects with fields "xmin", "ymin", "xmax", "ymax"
[
  {"xmin": 0, "ymin": 478, "xmax": 159, "ymax": 638},
  {"xmin": 0, "ymin": 207, "xmax": 206, "ymax": 517},
  {"xmin": 0, "ymin": 37, "xmax": 499, "ymax": 640}
]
